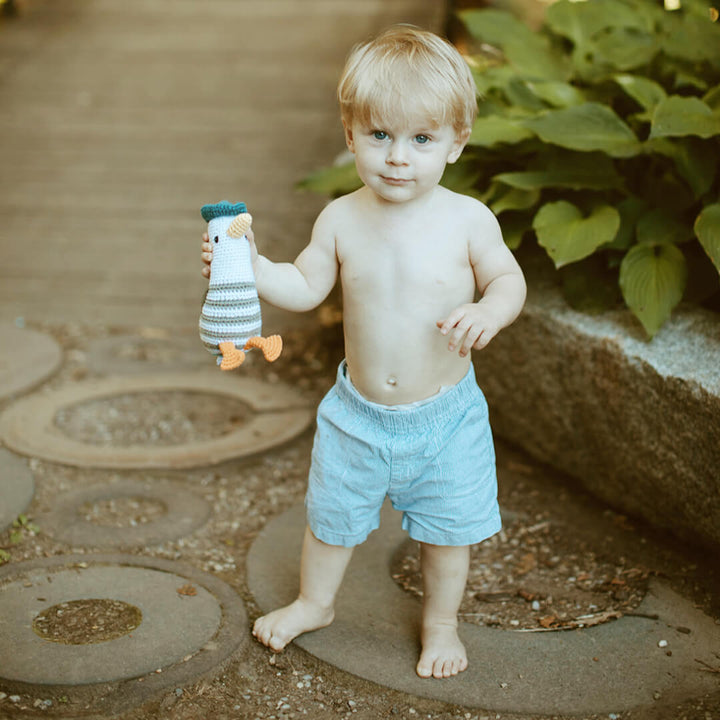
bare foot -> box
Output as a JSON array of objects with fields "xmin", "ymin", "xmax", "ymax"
[
  {"xmin": 252, "ymin": 598, "xmax": 334, "ymax": 652},
  {"xmin": 416, "ymin": 622, "xmax": 468, "ymax": 679}
]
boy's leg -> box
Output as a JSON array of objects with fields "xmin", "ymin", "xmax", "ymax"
[
  {"xmin": 416, "ymin": 543, "xmax": 470, "ymax": 679},
  {"xmin": 252, "ymin": 526, "xmax": 354, "ymax": 651}
]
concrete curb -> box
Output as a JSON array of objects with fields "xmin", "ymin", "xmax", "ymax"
[{"xmin": 473, "ymin": 270, "xmax": 720, "ymax": 552}]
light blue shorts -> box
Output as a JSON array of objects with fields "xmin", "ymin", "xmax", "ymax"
[{"xmin": 305, "ymin": 361, "xmax": 501, "ymax": 548}]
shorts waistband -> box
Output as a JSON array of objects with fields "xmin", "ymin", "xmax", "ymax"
[{"xmin": 333, "ymin": 360, "xmax": 482, "ymax": 433}]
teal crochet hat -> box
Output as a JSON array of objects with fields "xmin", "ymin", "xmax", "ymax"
[{"xmin": 201, "ymin": 201, "xmax": 248, "ymax": 222}]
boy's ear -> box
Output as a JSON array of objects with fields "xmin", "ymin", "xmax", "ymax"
[
  {"xmin": 343, "ymin": 119, "xmax": 356, "ymax": 154},
  {"xmin": 447, "ymin": 127, "xmax": 471, "ymax": 164}
]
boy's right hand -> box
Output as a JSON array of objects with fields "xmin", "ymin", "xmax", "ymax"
[
  {"xmin": 201, "ymin": 232, "xmax": 213, "ymax": 279},
  {"xmin": 201, "ymin": 227, "xmax": 258, "ymax": 279}
]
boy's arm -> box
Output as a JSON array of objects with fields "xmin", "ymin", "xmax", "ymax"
[
  {"xmin": 253, "ymin": 204, "xmax": 339, "ymax": 313},
  {"xmin": 438, "ymin": 204, "xmax": 526, "ymax": 356}
]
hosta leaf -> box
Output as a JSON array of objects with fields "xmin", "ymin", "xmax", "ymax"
[
  {"xmin": 440, "ymin": 160, "xmax": 482, "ymax": 193},
  {"xmin": 523, "ymin": 103, "xmax": 641, "ymax": 157},
  {"xmin": 650, "ymin": 96, "xmax": 720, "ymax": 139},
  {"xmin": 694, "ymin": 203, "xmax": 720, "ymax": 272},
  {"xmin": 494, "ymin": 167, "xmax": 621, "ymax": 191},
  {"xmin": 468, "ymin": 115, "xmax": 534, "ymax": 147},
  {"xmin": 297, "ymin": 160, "xmax": 360, "ymax": 196},
  {"xmin": 533, "ymin": 201, "xmax": 621, "ymax": 268},
  {"xmin": 525, "ymin": 80, "xmax": 586, "ymax": 108},
  {"xmin": 614, "ymin": 74, "xmax": 667, "ymax": 112},
  {"xmin": 649, "ymin": 136, "xmax": 718, "ymax": 197},
  {"xmin": 704, "ymin": 85, "xmax": 720, "ymax": 111},
  {"xmin": 661, "ymin": 14, "xmax": 720, "ymax": 66},
  {"xmin": 545, "ymin": 0, "xmax": 649, "ymax": 47},
  {"xmin": 636, "ymin": 209, "xmax": 693, "ymax": 246},
  {"xmin": 490, "ymin": 187, "xmax": 540, "ymax": 215},
  {"xmin": 459, "ymin": 9, "xmax": 568, "ymax": 80},
  {"xmin": 619, "ymin": 243, "xmax": 687, "ymax": 337},
  {"xmin": 591, "ymin": 27, "xmax": 658, "ymax": 71}
]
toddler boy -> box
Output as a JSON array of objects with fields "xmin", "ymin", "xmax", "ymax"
[{"xmin": 202, "ymin": 25, "xmax": 526, "ymax": 679}]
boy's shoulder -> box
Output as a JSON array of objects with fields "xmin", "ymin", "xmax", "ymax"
[{"xmin": 437, "ymin": 187, "xmax": 499, "ymax": 226}]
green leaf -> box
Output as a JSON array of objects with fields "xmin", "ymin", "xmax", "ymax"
[
  {"xmin": 619, "ymin": 242, "xmax": 687, "ymax": 337},
  {"xmin": 525, "ymin": 80, "xmax": 586, "ymax": 108},
  {"xmin": 440, "ymin": 160, "xmax": 482, "ymax": 193},
  {"xmin": 297, "ymin": 160, "xmax": 361, "ymax": 196},
  {"xmin": 533, "ymin": 201, "xmax": 621, "ymax": 267},
  {"xmin": 636, "ymin": 209, "xmax": 693, "ymax": 246},
  {"xmin": 649, "ymin": 136, "xmax": 718, "ymax": 198},
  {"xmin": 614, "ymin": 74, "xmax": 667, "ymax": 112},
  {"xmin": 704, "ymin": 85, "xmax": 720, "ymax": 111},
  {"xmin": 490, "ymin": 187, "xmax": 540, "ymax": 215},
  {"xmin": 459, "ymin": 9, "xmax": 568, "ymax": 80},
  {"xmin": 545, "ymin": 0, "xmax": 650, "ymax": 47},
  {"xmin": 468, "ymin": 115, "xmax": 535, "ymax": 147},
  {"xmin": 695, "ymin": 203, "xmax": 720, "ymax": 272},
  {"xmin": 0, "ymin": 549, "xmax": 10, "ymax": 565},
  {"xmin": 523, "ymin": 102, "xmax": 641, "ymax": 156},
  {"xmin": 498, "ymin": 213, "xmax": 531, "ymax": 250},
  {"xmin": 591, "ymin": 27, "xmax": 658, "ymax": 71},
  {"xmin": 650, "ymin": 96, "xmax": 720, "ymax": 139},
  {"xmin": 610, "ymin": 196, "xmax": 646, "ymax": 250},
  {"xmin": 661, "ymin": 13, "xmax": 720, "ymax": 66},
  {"xmin": 493, "ymin": 153, "xmax": 623, "ymax": 190}
]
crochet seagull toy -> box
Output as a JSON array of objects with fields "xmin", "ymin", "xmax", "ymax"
[{"xmin": 199, "ymin": 201, "xmax": 282, "ymax": 370}]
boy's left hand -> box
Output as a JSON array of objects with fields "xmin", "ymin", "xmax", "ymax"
[{"xmin": 437, "ymin": 303, "xmax": 503, "ymax": 356}]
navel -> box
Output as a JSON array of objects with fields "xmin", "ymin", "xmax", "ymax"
[{"xmin": 386, "ymin": 375, "xmax": 398, "ymax": 387}]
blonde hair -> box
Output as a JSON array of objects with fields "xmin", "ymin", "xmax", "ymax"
[{"xmin": 338, "ymin": 26, "xmax": 477, "ymax": 133}]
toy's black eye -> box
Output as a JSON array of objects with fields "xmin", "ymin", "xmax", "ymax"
[{"xmin": 213, "ymin": 236, "xmax": 219, "ymax": 243}]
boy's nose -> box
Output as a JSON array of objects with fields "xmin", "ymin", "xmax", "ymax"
[{"xmin": 386, "ymin": 141, "xmax": 408, "ymax": 165}]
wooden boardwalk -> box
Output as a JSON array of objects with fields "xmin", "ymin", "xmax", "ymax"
[{"xmin": 0, "ymin": 0, "xmax": 444, "ymax": 329}]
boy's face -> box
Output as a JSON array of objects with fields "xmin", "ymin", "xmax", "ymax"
[{"xmin": 343, "ymin": 111, "xmax": 469, "ymax": 205}]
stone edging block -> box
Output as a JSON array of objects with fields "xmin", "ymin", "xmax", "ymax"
[{"xmin": 473, "ymin": 278, "xmax": 720, "ymax": 552}]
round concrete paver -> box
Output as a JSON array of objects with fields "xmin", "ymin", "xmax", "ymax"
[
  {"xmin": 86, "ymin": 334, "xmax": 209, "ymax": 375},
  {"xmin": 0, "ymin": 325, "xmax": 62, "ymax": 401},
  {"xmin": 0, "ymin": 449, "xmax": 35, "ymax": 533},
  {"xmin": 248, "ymin": 503, "xmax": 720, "ymax": 716},
  {"xmin": 0, "ymin": 371, "xmax": 314, "ymax": 469},
  {"xmin": 0, "ymin": 554, "xmax": 247, "ymax": 700},
  {"xmin": 37, "ymin": 480, "xmax": 211, "ymax": 548}
]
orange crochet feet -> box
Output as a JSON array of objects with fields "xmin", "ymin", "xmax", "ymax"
[
  {"xmin": 244, "ymin": 335, "xmax": 283, "ymax": 362},
  {"xmin": 218, "ymin": 341, "xmax": 246, "ymax": 371}
]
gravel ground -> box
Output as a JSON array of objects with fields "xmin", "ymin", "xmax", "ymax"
[{"xmin": 0, "ymin": 317, "xmax": 719, "ymax": 720}]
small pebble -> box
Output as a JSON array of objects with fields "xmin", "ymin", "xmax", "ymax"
[
  {"xmin": 658, "ymin": 640, "xmax": 668, "ymax": 648},
  {"xmin": 531, "ymin": 600, "xmax": 541, "ymax": 611}
]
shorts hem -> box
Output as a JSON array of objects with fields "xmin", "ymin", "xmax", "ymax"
[
  {"xmin": 309, "ymin": 521, "xmax": 377, "ymax": 548},
  {"xmin": 404, "ymin": 515, "xmax": 502, "ymax": 547}
]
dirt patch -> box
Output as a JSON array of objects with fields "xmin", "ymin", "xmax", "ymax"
[
  {"xmin": 392, "ymin": 510, "xmax": 649, "ymax": 632},
  {"xmin": 54, "ymin": 391, "xmax": 253, "ymax": 447},
  {"xmin": 32, "ymin": 599, "xmax": 142, "ymax": 645},
  {"xmin": 1, "ymin": 317, "xmax": 719, "ymax": 720}
]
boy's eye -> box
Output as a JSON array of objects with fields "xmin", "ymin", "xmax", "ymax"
[
  {"xmin": 372, "ymin": 130, "xmax": 388, "ymax": 140},
  {"xmin": 415, "ymin": 134, "xmax": 430, "ymax": 144}
]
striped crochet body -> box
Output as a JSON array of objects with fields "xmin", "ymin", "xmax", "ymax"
[
  {"xmin": 199, "ymin": 203, "xmax": 282, "ymax": 370},
  {"xmin": 200, "ymin": 241, "xmax": 262, "ymax": 358}
]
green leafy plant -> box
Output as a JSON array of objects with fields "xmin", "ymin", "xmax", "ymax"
[{"xmin": 300, "ymin": 0, "xmax": 720, "ymax": 337}]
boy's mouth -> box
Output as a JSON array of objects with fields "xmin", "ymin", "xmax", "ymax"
[{"xmin": 381, "ymin": 176, "xmax": 412, "ymax": 185}]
